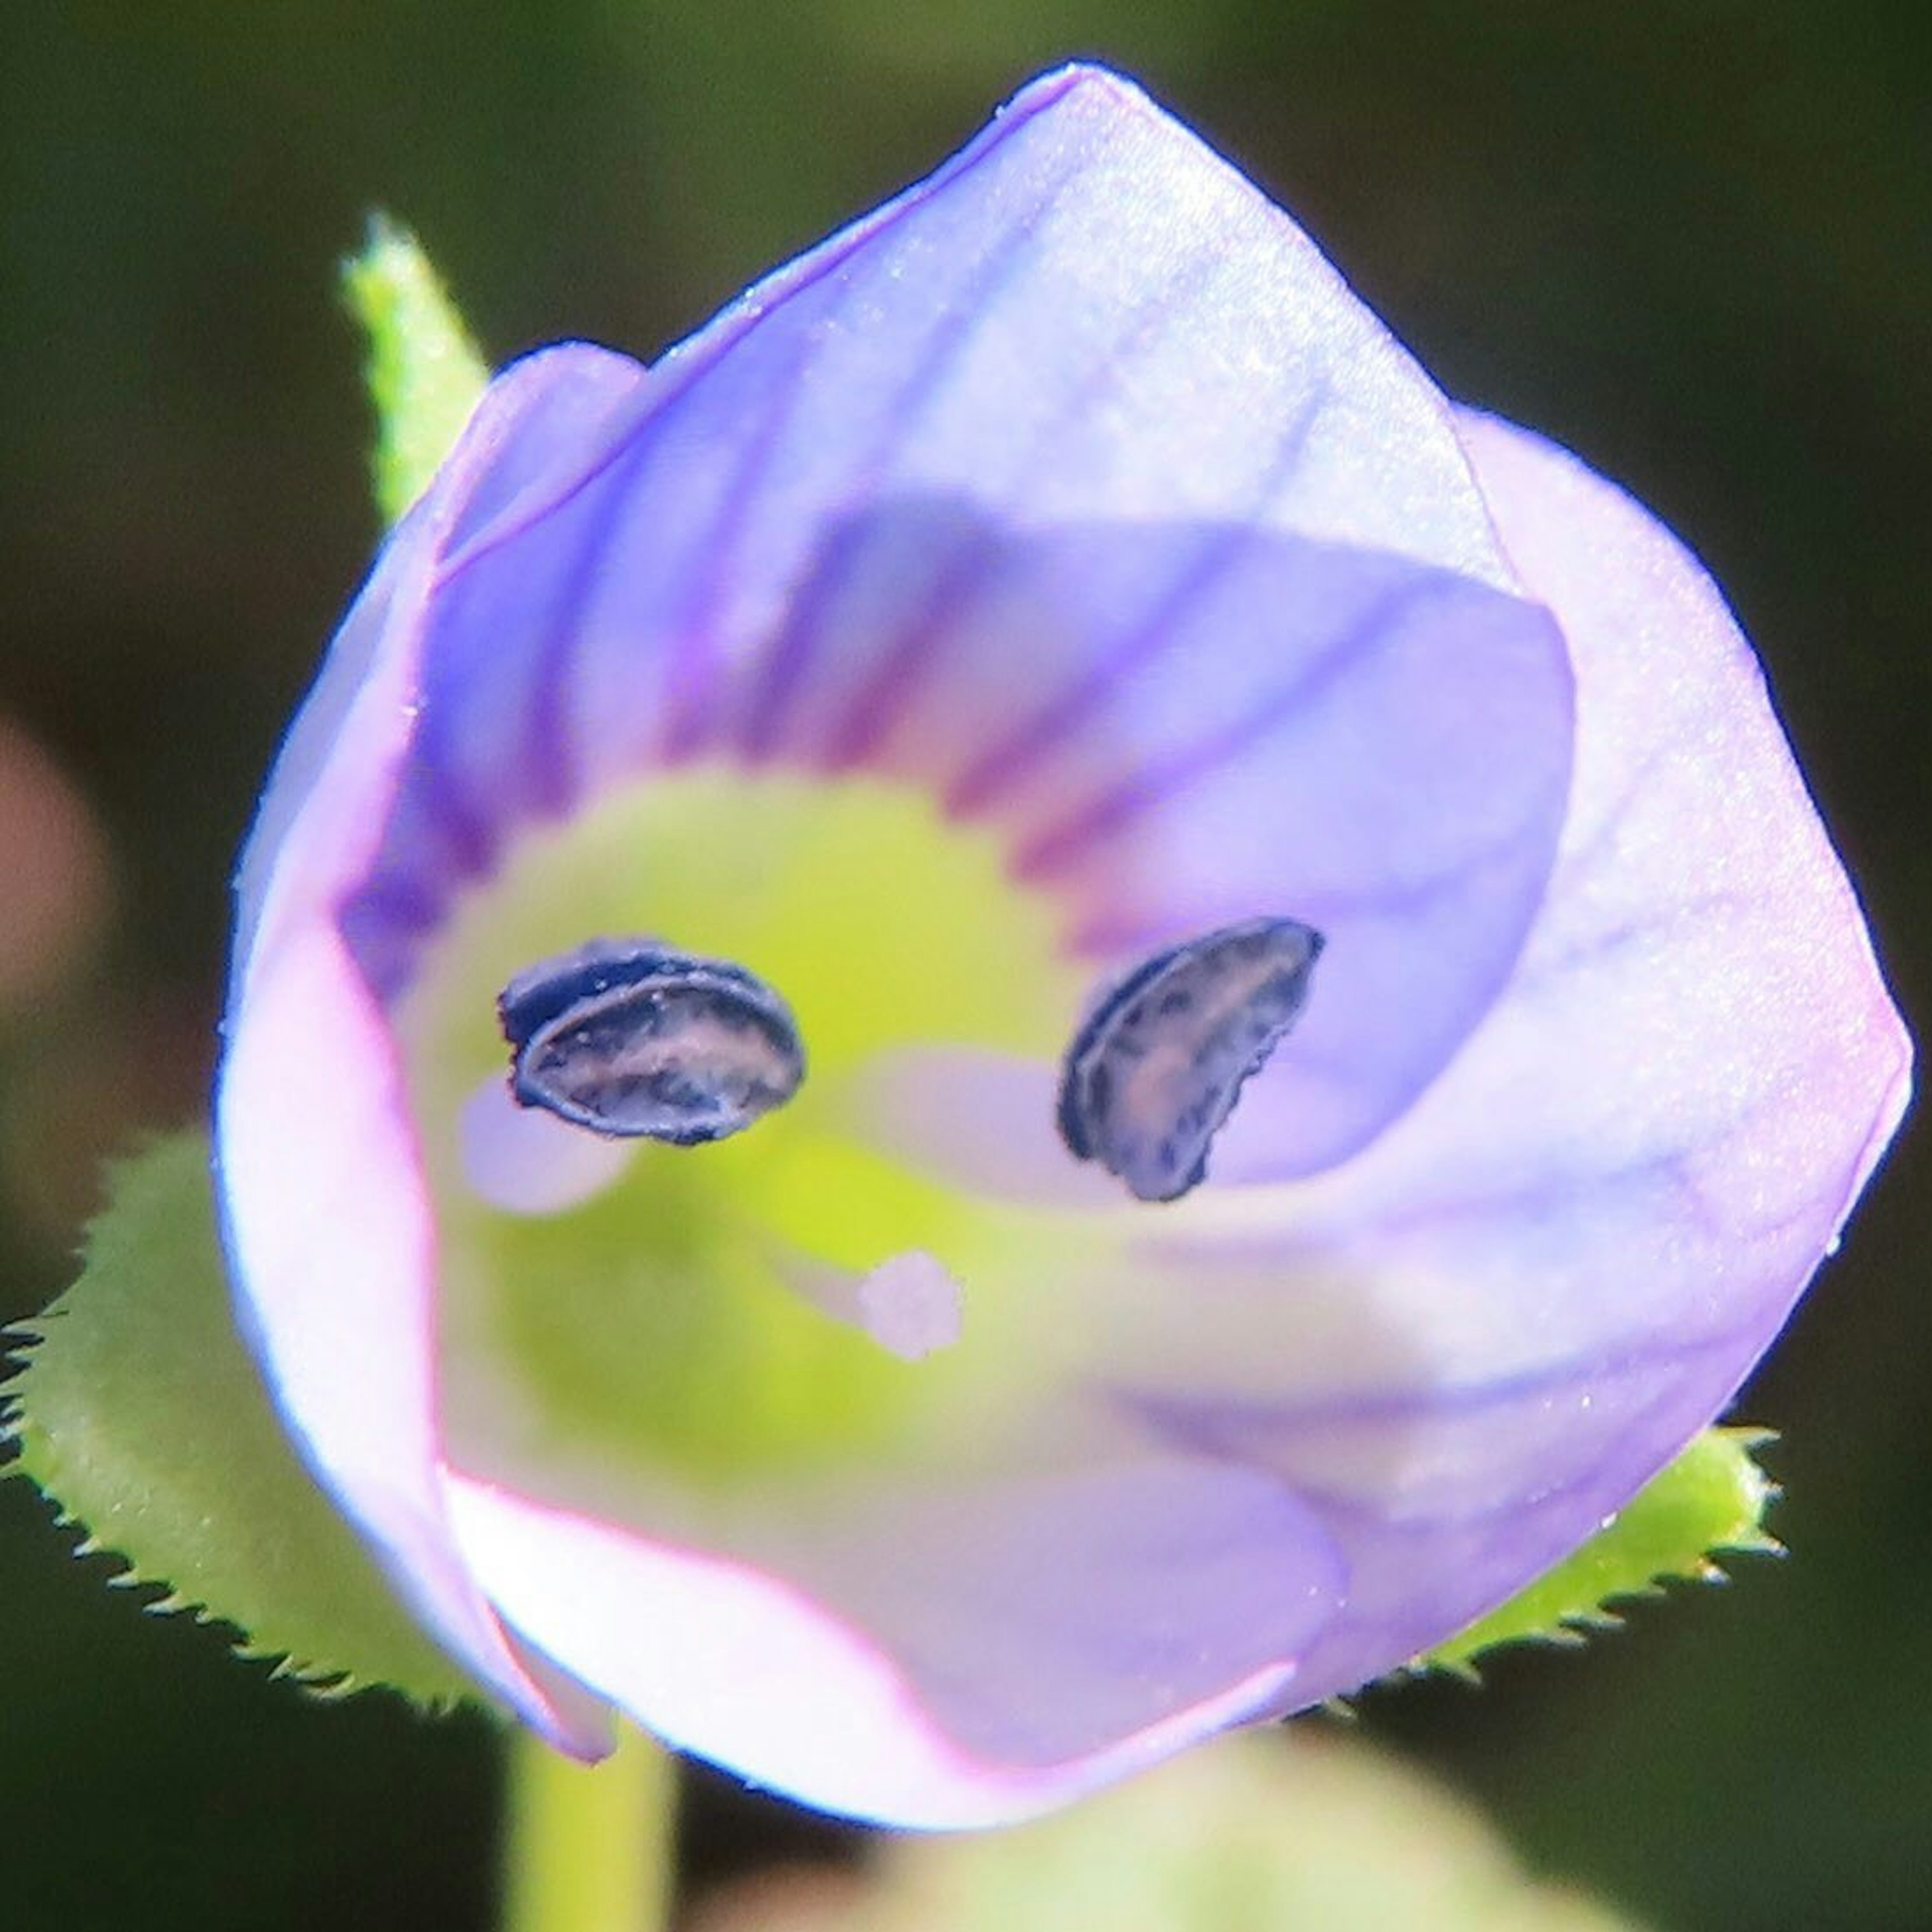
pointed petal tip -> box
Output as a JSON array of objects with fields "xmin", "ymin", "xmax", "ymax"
[{"xmin": 997, "ymin": 60, "xmax": 1154, "ymax": 123}]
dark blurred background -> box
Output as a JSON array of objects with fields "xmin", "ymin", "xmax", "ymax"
[{"xmin": 3, "ymin": 4, "xmax": 1927, "ymax": 1928}]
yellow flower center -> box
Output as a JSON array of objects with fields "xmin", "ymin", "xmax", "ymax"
[{"xmin": 399, "ymin": 768, "xmax": 1090, "ymax": 1492}]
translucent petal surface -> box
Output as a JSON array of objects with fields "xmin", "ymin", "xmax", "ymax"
[
  {"xmin": 344, "ymin": 68, "xmax": 1570, "ymax": 1179},
  {"xmin": 218, "ymin": 347, "xmax": 645, "ymax": 1757},
  {"xmin": 1113, "ymin": 411, "xmax": 1910, "ymax": 1707},
  {"xmin": 214, "ymin": 61, "xmax": 1908, "ymax": 1826},
  {"xmin": 449, "ymin": 1458, "xmax": 1334, "ymax": 1826}
]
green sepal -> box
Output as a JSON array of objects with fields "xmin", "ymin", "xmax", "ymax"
[
  {"xmin": 341, "ymin": 214, "xmax": 490, "ymax": 526},
  {"xmin": 1413, "ymin": 1427, "xmax": 1780, "ymax": 1676},
  {"xmin": 4, "ymin": 1134, "xmax": 482, "ymax": 1709}
]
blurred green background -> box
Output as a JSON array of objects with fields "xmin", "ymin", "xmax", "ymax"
[{"xmin": 3, "ymin": 3, "xmax": 1928, "ymax": 1928}]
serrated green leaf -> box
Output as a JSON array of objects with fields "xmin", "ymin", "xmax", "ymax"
[
  {"xmin": 5, "ymin": 1133, "xmax": 482, "ymax": 1708},
  {"xmin": 341, "ymin": 213, "xmax": 489, "ymax": 526},
  {"xmin": 1414, "ymin": 1427, "xmax": 1780, "ymax": 1675}
]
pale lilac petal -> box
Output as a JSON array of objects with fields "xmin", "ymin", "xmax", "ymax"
[
  {"xmin": 782, "ymin": 513, "xmax": 1570, "ymax": 1178},
  {"xmin": 319, "ymin": 67, "xmax": 1571, "ymax": 1176},
  {"xmin": 1102, "ymin": 410, "xmax": 1909, "ymax": 1703},
  {"xmin": 447, "ymin": 1455, "xmax": 1339, "ymax": 1826},
  {"xmin": 213, "ymin": 58, "xmax": 1909, "ymax": 1825},
  {"xmin": 342, "ymin": 75, "xmax": 1567, "ymax": 1162},
  {"xmin": 217, "ymin": 346, "xmax": 645, "ymax": 1753},
  {"xmin": 386, "ymin": 498, "xmax": 1570, "ymax": 1176}
]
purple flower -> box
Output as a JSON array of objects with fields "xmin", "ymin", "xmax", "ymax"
[{"xmin": 215, "ymin": 65, "xmax": 1908, "ymax": 1825}]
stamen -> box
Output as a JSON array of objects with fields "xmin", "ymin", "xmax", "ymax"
[
  {"xmin": 498, "ymin": 937, "xmax": 806, "ymax": 1143},
  {"xmin": 1056, "ymin": 916, "xmax": 1324, "ymax": 1203}
]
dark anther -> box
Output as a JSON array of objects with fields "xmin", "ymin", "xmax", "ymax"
[
  {"xmin": 499, "ymin": 938, "xmax": 805, "ymax": 1144},
  {"xmin": 1056, "ymin": 916, "xmax": 1323, "ymax": 1202}
]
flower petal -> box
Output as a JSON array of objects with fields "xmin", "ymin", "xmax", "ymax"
[
  {"xmin": 446, "ymin": 1454, "xmax": 1340, "ymax": 1827},
  {"xmin": 1108, "ymin": 411, "xmax": 1910, "ymax": 1705},
  {"xmin": 218, "ymin": 344, "xmax": 648, "ymax": 1751},
  {"xmin": 782, "ymin": 510, "xmax": 1572, "ymax": 1179},
  {"xmin": 217, "ymin": 61, "xmax": 1908, "ymax": 1829},
  {"xmin": 345, "ymin": 66, "xmax": 1576, "ymax": 1171}
]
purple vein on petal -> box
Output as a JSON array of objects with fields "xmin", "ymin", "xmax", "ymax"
[
  {"xmin": 335, "ymin": 874, "xmax": 446, "ymax": 1004},
  {"xmin": 1150, "ymin": 1143, "xmax": 1720, "ymax": 1265},
  {"xmin": 373, "ymin": 628, "xmax": 550, "ymax": 931},
  {"xmin": 944, "ymin": 386, "xmax": 1333, "ymax": 820},
  {"xmin": 736, "ymin": 508, "xmax": 898, "ymax": 761},
  {"xmin": 1514, "ymin": 889, "xmax": 1756, "ymax": 993},
  {"xmin": 407, "ymin": 718, "xmax": 502, "ymax": 888},
  {"xmin": 658, "ymin": 330, "xmax": 823, "ymax": 763},
  {"xmin": 942, "ymin": 522, "xmax": 1264, "ymax": 821},
  {"xmin": 1066, "ymin": 785, "xmax": 1542, "ymax": 958},
  {"xmin": 429, "ymin": 79, "xmax": 1091, "ymax": 599},
  {"xmin": 1108, "ymin": 1317, "xmax": 1758, "ymax": 1451},
  {"xmin": 1285, "ymin": 1435, "xmax": 1662, "ymax": 1536},
  {"xmin": 518, "ymin": 342, "xmax": 815, "ymax": 800},
  {"xmin": 732, "ymin": 200, "xmax": 1075, "ymax": 763},
  {"xmin": 517, "ymin": 457, "xmax": 661, "ymax": 817},
  {"xmin": 1273, "ymin": 1389, "xmax": 1691, "ymax": 1536},
  {"xmin": 1013, "ymin": 572, "xmax": 1449, "ymax": 881},
  {"xmin": 818, "ymin": 524, "xmax": 1006, "ymax": 770},
  {"xmin": 823, "ymin": 234, "xmax": 1238, "ymax": 773},
  {"xmin": 345, "ymin": 871, "xmax": 443, "ymax": 940}
]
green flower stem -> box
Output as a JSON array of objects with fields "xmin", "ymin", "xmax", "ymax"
[{"xmin": 501, "ymin": 1724, "xmax": 677, "ymax": 1932}]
